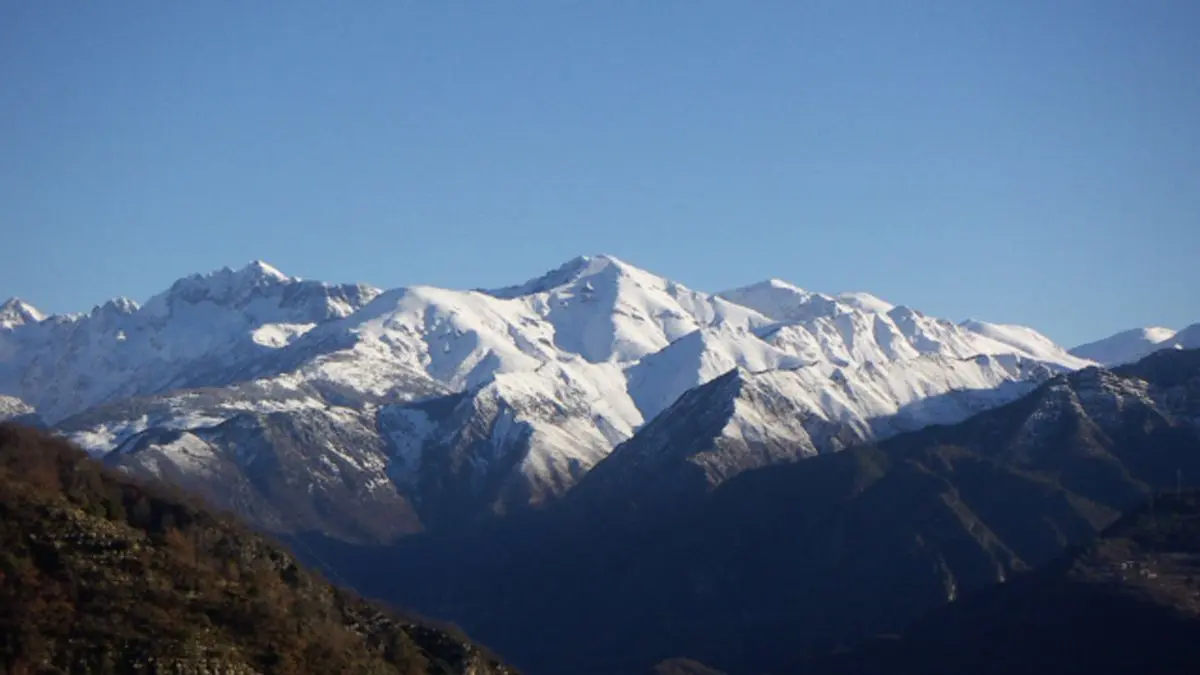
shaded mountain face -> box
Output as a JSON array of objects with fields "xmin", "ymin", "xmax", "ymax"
[
  {"xmin": 807, "ymin": 491, "xmax": 1200, "ymax": 675},
  {"xmin": 9, "ymin": 256, "xmax": 1094, "ymax": 541},
  {"xmin": 321, "ymin": 349, "xmax": 1200, "ymax": 675},
  {"xmin": 650, "ymin": 659, "xmax": 727, "ymax": 675},
  {"xmin": 102, "ymin": 405, "xmax": 423, "ymax": 544},
  {"xmin": 0, "ymin": 424, "xmax": 515, "ymax": 675},
  {"xmin": 571, "ymin": 353, "xmax": 1055, "ymax": 521}
]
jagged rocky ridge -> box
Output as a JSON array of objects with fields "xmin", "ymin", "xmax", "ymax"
[{"xmin": 5, "ymin": 256, "xmax": 1095, "ymax": 539}]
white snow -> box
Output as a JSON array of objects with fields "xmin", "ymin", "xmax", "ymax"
[
  {"xmin": 730, "ymin": 353, "xmax": 1049, "ymax": 448},
  {"xmin": 144, "ymin": 432, "xmax": 220, "ymax": 476},
  {"xmin": 625, "ymin": 325, "xmax": 806, "ymax": 418},
  {"xmin": 1070, "ymin": 321, "xmax": 1200, "ymax": 365},
  {"xmin": 0, "ymin": 261, "xmax": 380, "ymax": 423},
  {"xmin": 1069, "ymin": 325, "xmax": 1184, "ymax": 366},
  {"xmin": 251, "ymin": 322, "xmax": 317, "ymax": 348},
  {"xmin": 835, "ymin": 291, "xmax": 895, "ymax": 314},
  {"xmin": 0, "ymin": 299, "xmax": 45, "ymax": 329},
  {"xmin": 594, "ymin": 351, "xmax": 1056, "ymax": 494},
  {"xmin": 70, "ymin": 415, "xmax": 153, "ymax": 455},
  {"xmin": 717, "ymin": 279, "xmax": 824, "ymax": 323},
  {"xmin": 12, "ymin": 254, "xmax": 1108, "ymax": 514},
  {"xmin": 958, "ymin": 319, "xmax": 1093, "ymax": 370},
  {"xmin": 0, "ymin": 394, "xmax": 36, "ymax": 422}
]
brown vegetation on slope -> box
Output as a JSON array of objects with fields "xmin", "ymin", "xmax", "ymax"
[{"xmin": 0, "ymin": 424, "xmax": 515, "ymax": 675}]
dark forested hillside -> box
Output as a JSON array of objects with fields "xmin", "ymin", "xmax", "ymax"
[
  {"xmin": 807, "ymin": 491, "xmax": 1200, "ymax": 675},
  {"xmin": 310, "ymin": 349, "xmax": 1200, "ymax": 675},
  {"xmin": 0, "ymin": 424, "xmax": 515, "ymax": 675}
]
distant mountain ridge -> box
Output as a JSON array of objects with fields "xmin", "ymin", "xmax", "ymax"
[
  {"xmin": 0, "ymin": 261, "xmax": 380, "ymax": 423},
  {"xmin": 1071, "ymin": 323, "xmax": 1200, "ymax": 365},
  {"xmin": 4, "ymin": 255, "xmax": 1100, "ymax": 540},
  {"xmin": 332, "ymin": 348, "xmax": 1200, "ymax": 675}
]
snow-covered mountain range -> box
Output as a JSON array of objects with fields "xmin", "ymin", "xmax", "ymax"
[
  {"xmin": 1, "ymin": 255, "xmax": 1112, "ymax": 539},
  {"xmin": 0, "ymin": 263, "xmax": 379, "ymax": 423}
]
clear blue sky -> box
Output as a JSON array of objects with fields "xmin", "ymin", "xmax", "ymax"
[{"xmin": 2, "ymin": 1, "xmax": 1197, "ymax": 346}]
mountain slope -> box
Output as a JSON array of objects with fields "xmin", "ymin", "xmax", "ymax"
[
  {"xmin": 482, "ymin": 255, "xmax": 768, "ymax": 364},
  {"xmin": 0, "ymin": 423, "xmax": 515, "ymax": 675},
  {"xmin": 719, "ymin": 281, "xmax": 1091, "ymax": 370},
  {"xmin": 574, "ymin": 353, "xmax": 1055, "ymax": 519},
  {"xmin": 11, "ymin": 255, "xmax": 1096, "ymax": 540},
  {"xmin": 810, "ymin": 491, "xmax": 1200, "ymax": 675},
  {"xmin": 1170, "ymin": 322, "xmax": 1200, "ymax": 351},
  {"xmin": 332, "ymin": 349, "xmax": 1200, "ymax": 675},
  {"xmin": 1070, "ymin": 326, "xmax": 1179, "ymax": 365},
  {"xmin": 377, "ymin": 361, "xmax": 642, "ymax": 530},
  {"xmin": 0, "ymin": 262, "xmax": 380, "ymax": 423}
]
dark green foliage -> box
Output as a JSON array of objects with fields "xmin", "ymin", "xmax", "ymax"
[{"xmin": 0, "ymin": 424, "xmax": 514, "ymax": 675}]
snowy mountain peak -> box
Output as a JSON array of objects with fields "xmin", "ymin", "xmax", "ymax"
[
  {"xmin": 957, "ymin": 319, "xmax": 1092, "ymax": 369},
  {"xmin": 220, "ymin": 259, "xmax": 294, "ymax": 289},
  {"xmin": 242, "ymin": 259, "xmax": 290, "ymax": 281},
  {"xmin": 0, "ymin": 298, "xmax": 45, "ymax": 328},
  {"xmin": 1070, "ymin": 325, "xmax": 1199, "ymax": 366},
  {"xmin": 91, "ymin": 297, "xmax": 140, "ymax": 318},
  {"xmin": 724, "ymin": 280, "xmax": 895, "ymax": 327},
  {"xmin": 482, "ymin": 254, "xmax": 638, "ymax": 299},
  {"xmin": 144, "ymin": 260, "xmax": 295, "ymax": 314},
  {"xmin": 717, "ymin": 279, "xmax": 822, "ymax": 322},
  {"xmin": 835, "ymin": 291, "xmax": 895, "ymax": 314},
  {"xmin": 25, "ymin": 255, "xmax": 1119, "ymax": 539},
  {"xmin": 762, "ymin": 278, "xmax": 807, "ymax": 292}
]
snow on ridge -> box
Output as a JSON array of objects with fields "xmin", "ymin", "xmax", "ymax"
[
  {"xmin": 8, "ymin": 252, "xmax": 1088, "ymax": 420},
  {"xmin": 0, "ymin": 298, "xmax": 46, "ymax": 328},
  {"xmin": 8, "ymin": 252, "xmax": 1092, "ymax": 427},
  {"xmin": 0, "ymin": 394, "xmax": 38, "ymax": 422},
  {"xmin": 24, "ymin": 252, "xmax": 1116, "ymax": 531},
  {"xmin": 19, "ymin": 255, "xmax": 1089, "ymax": 450},
  {"xmin": 1070, "ymin": 326, "xmax": 1181, "ymax": 366},
  {"xmin": 242, "ymin": 260, "xmax": 291, "ymax": 282},
  {"xmin": 1142, "ymin": 326, "xmax": 1179, "ymax": 343},
  {"xmin": 481, "ymin": 254, "xmax": 618, "ymax": 299},
  {"xmin": 624, "ymin": 324, "xmax": 808, "ymax": 419},
  {"xmin": 958, "ymin": 319, "xmax": 1093, "ymax": 370},
  {"xmin": 718, "ymin": 279, "xmax": 820, "ymax": 323},
  {"xmin": 836, "ymin": 291, "xmax": 895, "ymax": 314},
  {"xmin": 585, "ymin": 349, "xmax": 1056, "ymax": 500},
  {"xmin": 0, "ymin": 259, "xmax": 384, "ymax": 423}
]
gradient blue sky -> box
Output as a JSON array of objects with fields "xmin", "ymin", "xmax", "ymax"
[{"xmin": 2, "ymin": 1, "xmax": 1197, "ymax": 346}]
